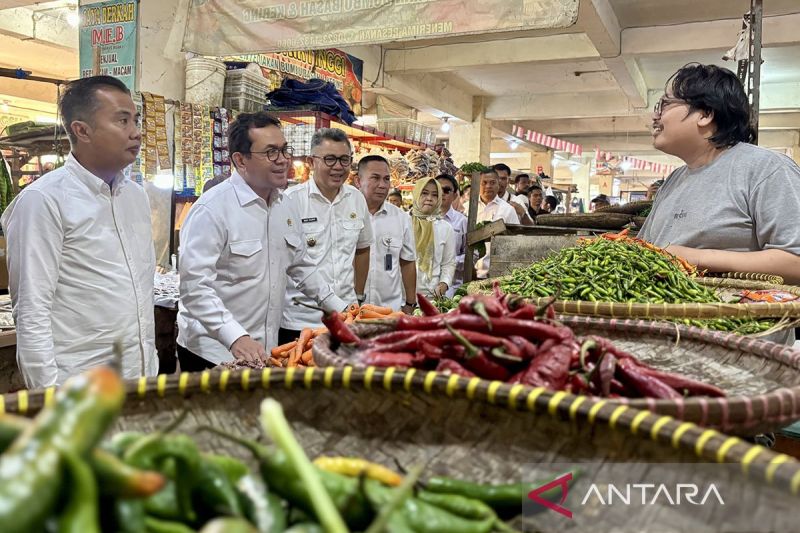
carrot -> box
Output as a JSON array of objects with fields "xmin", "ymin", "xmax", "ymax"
[
  {"xmin": 269, "ymin": 357, "xmax": 283, "ymax": 368},
  {"xmin": 311, "ymin": 327, "xmax": 328, "ymax": 338},
  {"xmin": 344, "ymin": 315, "xmax": 355, "ymax": 325},
  {"xmin": 348, "ymin": 303, "xmax": 360, "ymax": 316},
  {"xmin": 291, "ymin": 328, "xmax": 313, "ymax": 366},
  {"xmin": 386, "ymin": 311, "xmax": 405, "ymax": 319},
  {"xmin": 361, "ymin": 304, "xmax": 393, "ymax": 315},
  {"xmin": 358, "ymin": 309, "xmax": 387, "ymax": 319},
  {"xmin": 271, "ymin": 340, "xmax": 297, "ymax": 357},
  {"xmin": 301, "ymin": 349, "xmax": 313, "ymax": 364}
]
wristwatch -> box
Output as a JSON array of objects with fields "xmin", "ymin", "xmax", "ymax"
[
  {"xmin": 356, "ymin": 293, "xmax": 366, "ymax": 305},
  {"xmin": 404, "ymin": 301, "xmax": 418, "ymax": 309}
]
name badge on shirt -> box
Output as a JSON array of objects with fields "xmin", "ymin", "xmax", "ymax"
[
  {"xmin": 384, "ymin": 253, "xmax": 392, "ymax": 271},
  {"xmin": 302, "ymin": 217, "xmax": 318, "ymax": 223}
]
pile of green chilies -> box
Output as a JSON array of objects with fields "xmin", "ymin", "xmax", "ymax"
[{"xmin": 496, "ymin": 239, "xmax": 773, "ymax": 334}]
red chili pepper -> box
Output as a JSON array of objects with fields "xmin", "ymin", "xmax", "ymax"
[
  {"xmin": 507, "ymin": 305, "xmax": 537, "ymax": 320},
  {"xmin": 435, "ymin": 359, "xmax": 476, "ymax": 378},
  {"xmin": 417, "ymin": 293, "xmax": 440, "ymax": 316},
  {"xmin": 444, "ymin": 324, "xmax": 511, "ymax": 381},
  {"xmin": 635, "ymin": 367, "xmax": 725, "ymax": 397},
  {"xmin": 361, "ymin": 351, "xmax": 416, "ymax": 368},
  {"xmin": 458, "ymin": 295, "xmax": 506, "ymax": 321},
  {"xmin": 509, "ymin": 342, "xmax": 575, "ymax": 389},
  {"xmin": 321, "ymin": 311, "xmax": 361, "ymax": 345},
  {"xmin": 595, "ymin": 354, "xmax": 617, "ymax": 397},
  {"xmin": 568, "ymin": 372, "xmax": 590, "ymax": 394},
  {"xmin": 616, "ymin": 358, "xmax": 682, "ymax": 399},
  {"xmin": 508, "ymin": 335, "xmax": 538, "ymax": 359}
]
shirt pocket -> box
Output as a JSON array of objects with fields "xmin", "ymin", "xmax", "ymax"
[
  {"xmin": 228, "ymin": 239, "xmax": 264, "ymax": 279},
  {"xmin": 339, "ymin": 218, "xmax": 364, "ymax": 249},
  {"xmin": 300, "ymin": 223, "xmax": 326, "ymax": 261}
]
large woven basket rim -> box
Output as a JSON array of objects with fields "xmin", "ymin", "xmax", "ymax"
[
  {"xmin": 3, "ymin": 366, "xmax": 799, "ymax": 496},
  {"xmin": 312, "ymin": 316, "xmax": 800, "ymax": 435},
  {"xmin": 465, "ymin": 275, "xmax": 800, "ymax": 319}
]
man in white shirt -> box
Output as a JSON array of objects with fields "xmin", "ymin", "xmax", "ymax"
[
  {"xmin": 436, "ymin": 174, "xmax": 467, "ymax": 295},
  {"xmin": 177, "ymin": 113, "xmax": 346, "ymax": 370},
  {"xmin": 466, "ymin": 169, "xmax": 520, "ymax": 279},
  {"xmin": 1, "ymin": 76, "xmax": 157, "ymax": 388},
  {"xmin": 355, "ymin": 155, "xmax": 417, "ymax": 312},
  {"xmin": 493, "ymin": 163, "xmax": 532, "ymax": 224},
  {"xmin": 281, "ymin": 128, "xmax": 372, "ymax": 343}
]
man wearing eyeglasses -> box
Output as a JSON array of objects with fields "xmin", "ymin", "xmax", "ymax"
[
  {"xmin": 177, "ymin": 112, "xmax": 347, "ymax": 370},
  {"xmin": 436, "ymin": 173, "xmax": 467, "ymax": 295},
  {"xmin": 280, "ymin": 128, "xmax": 373, "ymax": 343},
  {"xmin": 641, "ymin": 63, "xmax": 800, "ymax": 286}
]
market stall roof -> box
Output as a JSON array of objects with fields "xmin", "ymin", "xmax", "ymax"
[{"xmin": 0, "ymin": 124, "xmax": 68, "ymax": 154}]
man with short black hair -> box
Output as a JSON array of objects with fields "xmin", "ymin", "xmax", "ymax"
[
  {"xmin": 591, "ymin": 194, "xmax": 611, "ymax": 211},
  {"xmin": 493, "ymin": 163, "xmax": 531, "ymax": 223},
  {"xmin": 177, "ymin": 112, "xmax": 344, "ymax": 370},
  {"xmin": 436, "ymin": 173, "xmax": 467, "ymax": 293},
  {"xmin": 1, "ymin": 76, "xmax": 156, "ymax": 387},
  {"xmin": 356, "ymin": 155, "xmax": 417, "ymax": 312},
  {"xmin": 465, "ymin": 169, "xmax": 519, "ymax": 278},
  {"xmin": 642, "ymin": 63, "xmax": 800, "ymax": 284},
  {"xmin": 281, "ymin": 128, "xmax": 372, "ymax": 342}
]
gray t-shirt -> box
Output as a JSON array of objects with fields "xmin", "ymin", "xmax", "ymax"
[{"xmin": 640, "ymin": 142, "xmax": 800, "ymax": 255}]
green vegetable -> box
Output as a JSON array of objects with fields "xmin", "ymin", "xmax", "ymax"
[
  {"xmin": 143, "ymin": 516, "xmax": 195, "ymax": 533},
  {"xmin": 199, "ymin": 517, "xmax": 258, "ymax": 533},
  {"xmin": 459, "ymin": 162, "xmax": 490, "ymax": 175},
  {"xmin": 57, "ymin": 450, "xmax": 100, "ymax": 533},
  {"xmin": 112, "ymin": 500, "xmax": 147, "ymax": 533},
  {"xmin": 236, "ymin": 474, "xmax": 287, "ymax": 533},
  {"xmin": 496, "ymin": 238, "xmax": 773, "ymax": 333},
  {"xmin": 259, "ymin": 398, "xmax": 348, "ymax": 533}
]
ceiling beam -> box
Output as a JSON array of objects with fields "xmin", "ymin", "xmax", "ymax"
[
  {"xmin": 622, "ymin": 13, "xmax": 800, "ymax": 56},
  {"xmin": 344, "ymin": 45, "xmax": 474, "ymax": 121},
  {"xmin": 485, "ymin": 90, "xmax": 634, "ymax": 121},
  {"xmin": 576, "ymin": 0, "xmax": 647, "ymax": 108},
  {"xmin": 0, "ymin": 76, "xmax": 59, "ymax": 103},
  {"xmin": 0, "ymin": 1, "xmax": 36, "ymax": 8},
  {"xmin": 760, "ymin": 112, "xmax": 800, "ymax": 130},
  {"xmin": 383, "ymin": 33, "xmax": 599, "ymax": 74},
  {"xmin": 502, "ymin": 115, "xmax": 651, "ymax": 137},
  {"xmin": 0, "ymin": 7, "xmax": 76, "ymax": 51}
]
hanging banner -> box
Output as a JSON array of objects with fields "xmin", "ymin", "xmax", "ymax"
[
  {"xmin": 79, "ymin": 0, "xmax": 138, "ymax": 90},
  {"xmin": 594, "ymin": 149, "xmax": 677, "ymax": 176},
  {"xmin": 512, "ymin": 124, "xmax": 582, "ymax": 156},
  {"xmin": 184, "ymin": 0, "xmax": 579, "ymax": 55},
  {"xmin": 222, "ymin": 49, "xmax": 364, "ymax": 114}
]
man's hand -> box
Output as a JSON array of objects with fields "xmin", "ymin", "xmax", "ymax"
[
  {"xmin": 433, "ymin": 282, "xmax": 449, "ymax": 298},
  {"xmin": 664, "ymin": 245, "xmax": 704, "ymax": 267},
  {"xmin": 230, "ymin": 335, "xmax": 268, "ymax": 365},
  {"xmin": 401, "ymin": 303, "xmax": 416, "ymax": 315},
  {"xmin": 511, "ymin": 201, "xmax": 526, "ymax": 220}
]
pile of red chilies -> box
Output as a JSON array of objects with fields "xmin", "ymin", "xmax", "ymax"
[{"xmin": 320, "ymin": 285, "xmax": 725, "ymax": 399}]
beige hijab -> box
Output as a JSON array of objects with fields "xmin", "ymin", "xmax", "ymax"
[{"xmin": 411, "ymin": 177, "xmax": 442, "ymax": 276}]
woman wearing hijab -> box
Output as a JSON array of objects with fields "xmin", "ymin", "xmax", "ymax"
[{"xmin": 411, "ymin": 178, "xmax": 457, "ymax": 299}]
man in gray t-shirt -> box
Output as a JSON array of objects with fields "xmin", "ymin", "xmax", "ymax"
[{"xmin": 641, "ymin": 63, "xmax": 800, "ymax": 285}]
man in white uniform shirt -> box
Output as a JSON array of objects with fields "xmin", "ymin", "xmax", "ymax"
[
  {"xmin": 1, "ymin": 76, "xmax": 157, "ymax": 388},
  {"xmin": 177, "ymin": 113, "xmax": 346, "ymax": 370},
  {"xmin": 465, "ymin": 169, "xmax": 520, "ymax": 279},
  {"xmin": 437, "ymin": 174, "xmax": 467, "ymax": 295},
  {"xmin": 355, "ymin": 155, "xmax": 417, "ymax": 312},
  {"xmin": 280, "ymin": 128, "xmax": 372, "ymax": 343}
]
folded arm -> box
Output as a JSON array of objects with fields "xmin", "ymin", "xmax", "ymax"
[{"xmin": 665, "ymin": 245, "xmax": 800, "ymax": 285}]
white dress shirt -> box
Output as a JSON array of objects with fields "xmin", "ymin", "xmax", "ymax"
[
  {"xmin": 416, "ymin": 219, "xmax": 457, "ymax": 298},
  {"xmin": 366, "ymin": 202, "xmax": 416, "ymax": 310},
  {"xmin": 282, "ymin": 179, "xmax": 373, "ymax": 329},
  {"xmin": 442, "ymin": 207, "xmax": 467, "ymax": 295},
  {"xmin": 1, "ymin": 154, "xmax": 157, "ymax": 388},
  {"xmin": 177, "ymin": 171, "xmax": 345, "ymax": 364},
  {"xmin": 465, "ymin": 196, "xmax": 520, "ymax": 279}
]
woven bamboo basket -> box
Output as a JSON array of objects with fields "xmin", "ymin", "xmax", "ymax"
[
  {"xmin": 313, "ymin": 319, "xmax": 800, "ymax": 436},
  {"xmin": 535, "ymin": 213, "xmax": 632, "ymax": 230},
  {"xmin": 465, "ymin": 275, "xmax": 800, "ymax": 321},
  {"xmin": 597, "ymin": 200, "xmax": 653, "ymax": 216},
  {"xmin": 3, "ymin": 369, "xmax": 800, "ymax": 530}
]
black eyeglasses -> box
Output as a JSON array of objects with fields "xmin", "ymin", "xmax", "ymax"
[
  {"xmin": 653, "ymin": 96, "xmax": 685, "ymax": 116},
  {"xmin": 248, "ymin": 145, "xmax": 294, "ymax": 161},
  {"xmin": 312, "ymin": 154, "xmax": 353, "ymax": 168}
]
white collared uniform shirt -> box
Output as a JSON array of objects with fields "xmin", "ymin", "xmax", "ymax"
[
  {"xmin": 282, "ymin": 180, "xmax": 373, "ymax": 330},
  {"xmin": 1, "ymin": 154, "xmax": 157, "ymax": 388},
  {"xmin": 416, "ymin": 219, "xmax": 457, "ymax": 298},
  {"xmin": 177, "ymin": 172, "xmax": 345, "ymax": 364},
  {"xmin": 366, "ymin": 203, "xmax": 416, "ymax": 310},
  {"xmin": 443, "ymin": 207, "xmax": 467, "ymax": 295},
  {"xmin": 465, "ymin": 196, "xmax": 520, "ymax": 279}
]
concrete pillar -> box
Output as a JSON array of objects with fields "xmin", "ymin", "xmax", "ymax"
[{"xmin": 449, "ymin": 97, "xmax": 491, "ymax": 165}]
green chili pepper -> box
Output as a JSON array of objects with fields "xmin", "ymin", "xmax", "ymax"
[
  {"xmin": 401, "ymin": 498, "xmax": 494, "ymax": 533},
  {"xmin": 282, "ymin": 525, "xmax": 325, "ymax": 533},
  {"xmin": 417, "ymin": 491, "xmax": 497, "ymax": 520},
  {"xmin": 112, "ymin": 500, "xmax": 148, "ymax": 533},
  {"xmin": 193, "ymin": 456, "xmax": 246, "ymax": 519},
  {"xmin": 143, "ymin": 516, "xmax": 196, "ymax": 533},
  {"xmin": 237, "ymin": 474, "xmax": 287, "ymax": 533},
  {"xmin": 0, "ymin": 367, "xmax": 125, "ymax": 533},
  {"xmin": 58, "ymin": 450, "xmax": 100, "ymax": 533},
  {"xmin": 199, "ymin": 517, "xmax": 259, "ymax": 533}
]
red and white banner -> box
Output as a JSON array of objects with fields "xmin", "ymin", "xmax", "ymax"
[
  {"xmin": 512, "ymin": 125, "xmax": 582, "ymax": 156},
  {"xmin": 594, "ymin": 148, "xmax": 676, "ymax": 176}
]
